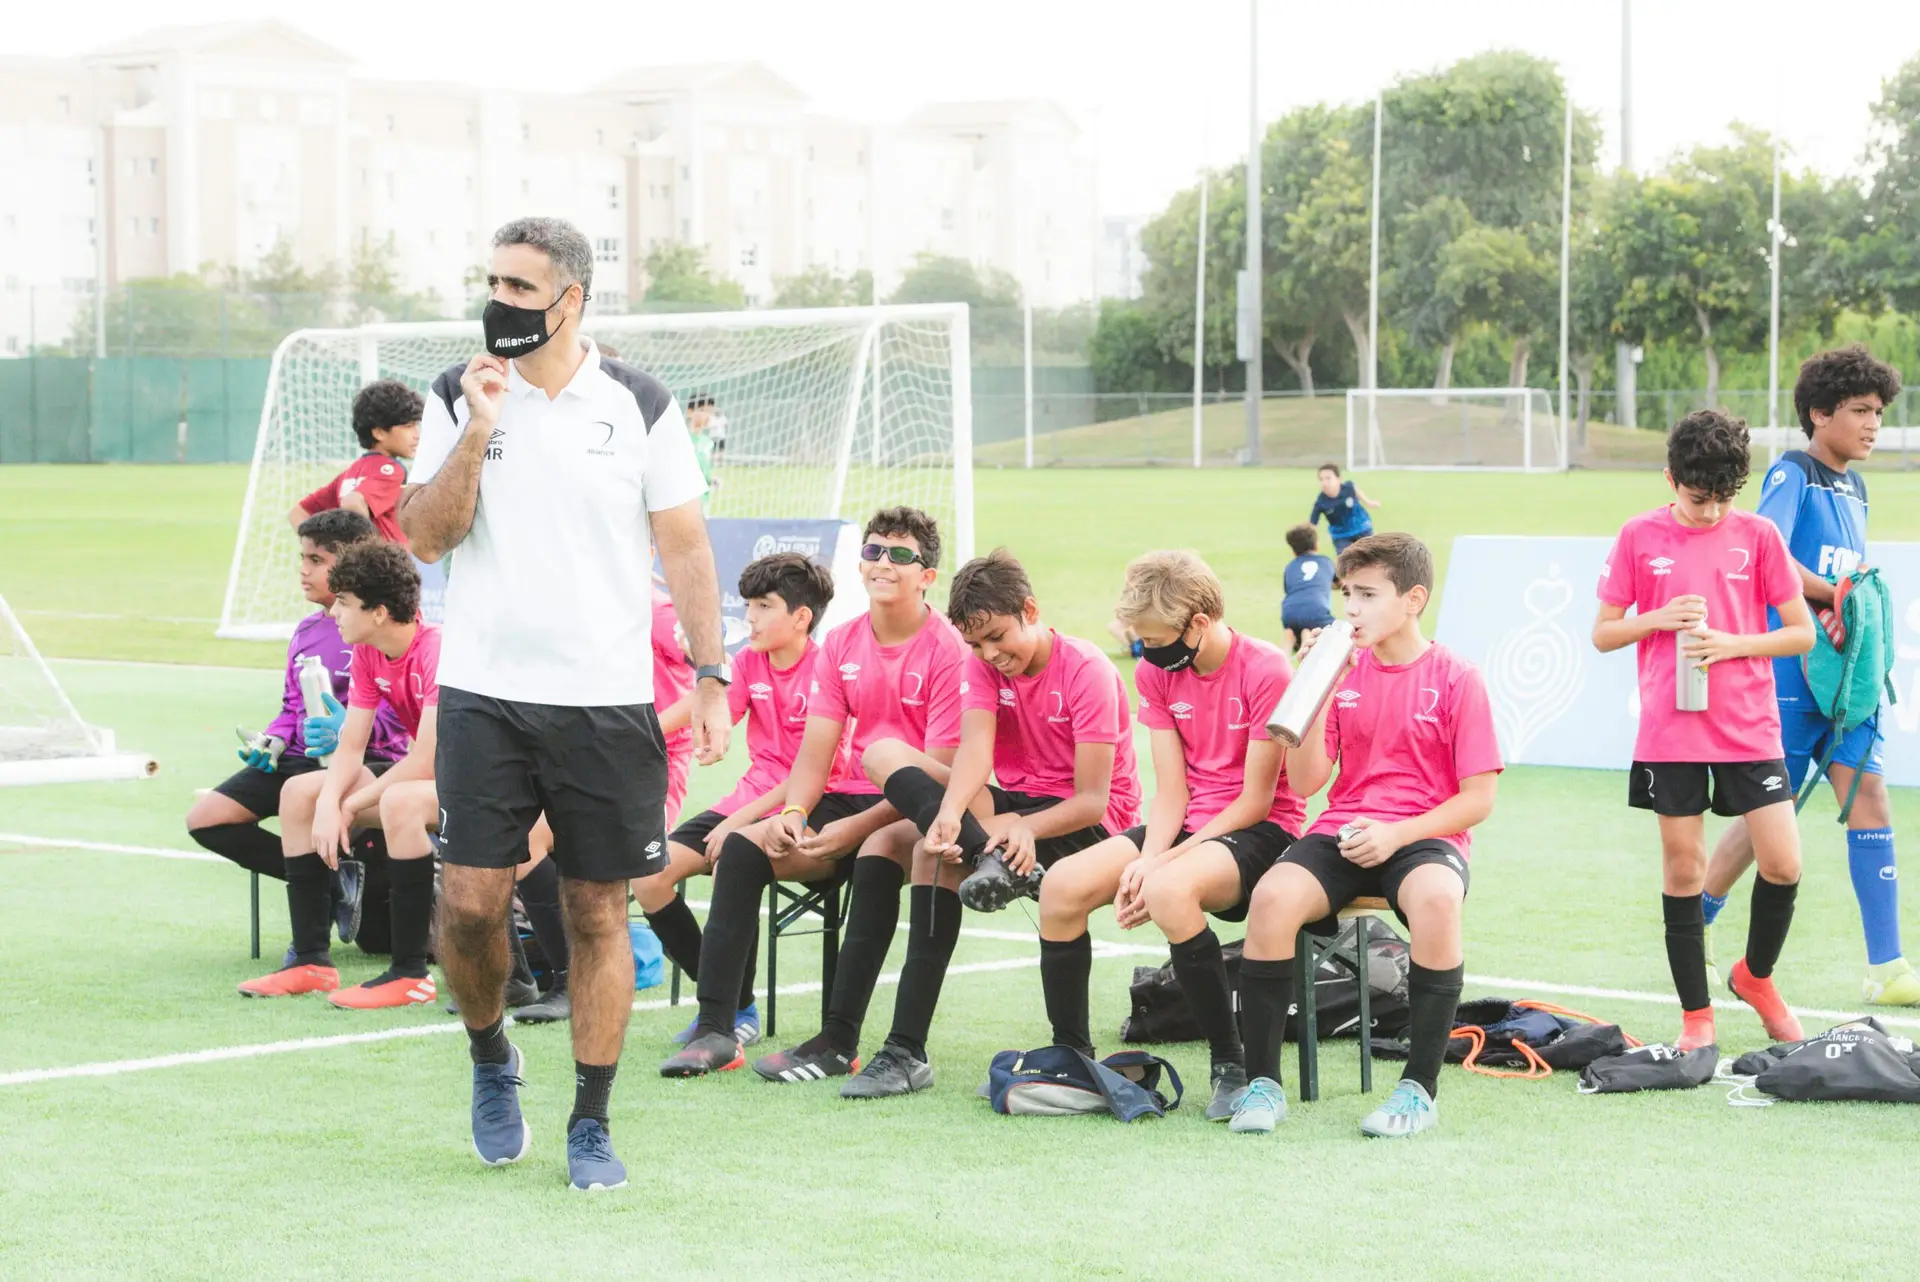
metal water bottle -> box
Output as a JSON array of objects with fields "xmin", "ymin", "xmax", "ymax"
[
  {"xmin": 1675, "ymin": 613, "xmax": 1710, "ymax": 713},
  {"xmin": 1266, "ymin": 620, "xmax": 1357, "ymax": 747},
  {"xmin": 297, "ymin": 654, "xmax": 334, "ymax": 763}
]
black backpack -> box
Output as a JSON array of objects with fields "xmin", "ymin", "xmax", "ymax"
[
  {"xmin": 1730, "ymin": 1019, "xmax": 1920, "ymax": 1104},
  {"xmin": 1119, "ymin": 918, "xmax": 1410, "ymax": 1045}
]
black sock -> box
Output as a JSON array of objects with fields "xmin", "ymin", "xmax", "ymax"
[
  {"xmin": 739, "ymin": 933, "xmax": 759, "ymax": 1011},
  {"xmin": 1745, "ymin": 875, "xmax": 1799, "ymax": 980},
  {"xmin": 1405, "ymin": 961, "xmax": 1465, "ymax": 1098},
  {"xmin": 1170, "ymin": 928, "xmax": 1242, "ymax": 1068},
  {"xmin": 885, "ymin": 886, "xmax": 962, "ymax": 1060},
  {"xmin": 518, "ymin": 856, "xmax": 569, "ymax": 976},
  {"xmin": 284, "ymin": 853, "xmax": 334, "ymax": 965},
  {"xmin": 570, "ymin": 1062, "xmax": 616, "ymax": 1131},
  {"xmin": 883, "ymin": 766, "xmax": 990, "ymax": 859},
  {"xmin": 189, "ymin": 823, "xmax": 288, "ymax": 879},
  {"xmin": 647, "ymin": 896, "xmax": 705, "ymax": 975},
  {"xmin": 1240, "ymin": 957, "xmax": 1294, "ymax": 1084},
  {"xmin": 694, "ymin": 834, "xmax": 772, "ymax": 1038},
  {"xmin": 387, "ymin": 857, "xmax": 435, "ymax": 978},
  {"xmin": 821, "ymin": 857, "xmax": 905, "ymax": 1055},
  {"xmin": 1663, "ymin": 893, "xmax": 1711, "ymax": 1012},
  {"xmin": 507, "ymin": 920, "xmax": 536, "ymax": 989},
  {"xmin": 468, "ymin": 1015, "xmax": 511, "ymax": 1065},
  {"xmin": 1040, "ymin": 934, "xmax": 1094, "ymax": 1055}
]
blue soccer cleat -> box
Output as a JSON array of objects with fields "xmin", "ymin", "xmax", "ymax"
[{"xmin": 670, "ymin": 1001, "xmax": 761, "ymax": 1048}]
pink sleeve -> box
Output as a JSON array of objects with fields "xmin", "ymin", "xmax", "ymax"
[
  {"xmin": 809, "ymin": 631, "xmax": 850, "ymax": 725},
  {"xmin": 1135, "ymin": 663, "xmax": 1173, "ymax": 731},
  {"xmin": 1758, "ymin": 521, "xmax": 1801, "ymax": 608},
  {"xmin": 920, "ymin": 635, "xmax": 965, "ymax": 750},
  {"xmin": 348, "ymin": 645, "xmax": 380, "ymax": 710},
  {"xmin": 1067, "ymin": 654, "xmax": 1124, "ymax": 744},
  {"xmin": 1597, "ymin": 526, "xmax": 1636, "ymax": 607},
  {"xmin": 961, "ymin": 656, "xmax": 1001, "ymax": 714},
  {"xmin": 1449, "ymin": 665, "xmax": 1503, "ymax": 780},
  {"xmin": 417, "ymin": 629, "xmax": 441, "ymax": 707},
  {"xmin": 1243, "ymin": 645, "xmax": 1291, "ymax": 744}
]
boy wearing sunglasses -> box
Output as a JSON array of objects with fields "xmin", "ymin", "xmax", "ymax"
[{"xmin": 661, "ymin": 508, "xmax": 966, "ymax": 1081}]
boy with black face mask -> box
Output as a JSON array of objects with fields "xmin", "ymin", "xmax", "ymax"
[{"xmin": 1036, "ymin": 550, "xmax": 1306, "ymax": 1123}]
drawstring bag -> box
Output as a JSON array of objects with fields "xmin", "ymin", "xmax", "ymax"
[{"xmin": 982, "ymin": 1046, "xmax": 1183, "ymax": 1121}]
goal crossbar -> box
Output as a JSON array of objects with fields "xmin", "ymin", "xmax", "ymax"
[{"xmin": 1345, "ymin": 387, "xmax": 1566, "ymax": 474}]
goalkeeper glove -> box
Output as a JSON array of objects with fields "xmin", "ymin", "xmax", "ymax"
[
  {"xmin": 235, "ymin": 728, "xmax": 288, "ymax": 773},
  {"xmin": 303, "ymin": 692, "xmax": 346, "ymax": 757}
]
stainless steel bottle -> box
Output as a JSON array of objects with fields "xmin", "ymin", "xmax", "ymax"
[
  {"xmin": 1675, "ymin": 613, "xmax": 1709, "ymax": 713},
  {"xmin": 1266, "ymin": 620, "xmax": 1357, "ymax": 747}
]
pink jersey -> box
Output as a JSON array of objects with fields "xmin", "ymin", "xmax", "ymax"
[
  {"xmin": 811, "ymin": 608, "xmax": 967, "ymax": 796},
  {"xmin": 960, "ymin": 631, "xmax": 1143, "ymax": 834},
  {"xmin": 348, "ymin": 624, "xmax": 442, "ymax": 740},
  {"xmin": 651, "ymin": 590, "xmax": 695, "ymax": 770},
  {"xmin": 1598, "ymin": 505, "xmax": 1801, "ymax": 762},
  {"xmin": 1308, "ymin": 641, "xmax": 1503, "ymax": 857},
  {"xmin": 1135, "ymin": 630, "xmax": 1306, "ymax": 834},
  {"xmin": 714, "ymin": 641, "xmax": 823, "ymax": 817}
]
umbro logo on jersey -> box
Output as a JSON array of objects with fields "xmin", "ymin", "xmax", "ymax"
[
  {"xmin": 645, "ymin": 840, "xmax": 662, "ymax": 856},
  {"xmin": 839, "ymin": 662, "xmax": 860, "ymax": 679},
  {"xmin": 749, "ymin": 682, "xmax": 772, "ymax": 699},
  {"xmin": 375, "ymin": 677, "xmax": 391, "ymax": 691},
  {"xmin": 1762, "ymin": 775, "xmax": 1783, "ymax": 790},
  {"xmin": 999, "ymin": 688, "xmax": 1017, "ymax": 707},
  {"xmin": 486, "ymin": 427, "xmax": 505, "ymax": 461},
  {"xmin": 1169, "ymin": 701, "xmax": 1195, "ymax": 720},
  {"xmin": 1649, "ymin": 557, "xmax": 1674, "ymax": 576},
  {"xmin": 1334, "ymin": 688, "xmax": 1360, "ymax": 707}
]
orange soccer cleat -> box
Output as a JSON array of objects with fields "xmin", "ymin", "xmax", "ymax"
[
  {"xmin": 237, "ymin": 964, "xmax": 340, "ymax": 998},
  {"xmin": 327, "ymin": 970, "xmax": 438, "ymax": 1010}
]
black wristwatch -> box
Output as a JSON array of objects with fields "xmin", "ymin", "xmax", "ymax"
[{"xmin": 695, "ymin": 662, "xmax": 732, "ymax": 687}]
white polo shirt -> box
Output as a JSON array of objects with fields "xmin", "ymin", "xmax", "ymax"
[{"xmin": 410, "ymin": 339, "xmax": 708, "ymax": 707}]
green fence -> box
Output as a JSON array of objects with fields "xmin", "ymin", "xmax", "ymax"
[{"xmin": 0, "ymin": 357, "xmax": 269, "ymax": 464}]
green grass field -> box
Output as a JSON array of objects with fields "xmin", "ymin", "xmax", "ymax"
[{"xmin": 4, "ymin": 465, "xmax": 1919, "ymax": 1278}]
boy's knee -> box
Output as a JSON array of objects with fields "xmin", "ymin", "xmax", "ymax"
[
  {"xmin": 1248, "ymin": 872, "xmax": 1305, "ymax": 930},
  {"xmin": 860, "ymin": 738, "xmax": 912, "ymax": 786},
  {"xmin": 1139, "ymin": 869, "xmax": 1194, "ymax": 921}
]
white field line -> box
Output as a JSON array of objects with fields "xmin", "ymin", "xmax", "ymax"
[
  {"xmin": 48, "ymin": 656, "xmax": 278, "ymax": 674},
  {"xmin": 0, "ymin": 833, "xmax": 224, "ymax": 863},
  {"xmin": 25, "ymin": 610, "xmax": 221, "ymax": 625}
]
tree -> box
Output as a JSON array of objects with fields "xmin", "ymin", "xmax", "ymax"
[
  {"xmin": 885, "ymin": 253, "xmax": 1023, "ymax": 350},
  {"xmin": 1138, "ymin": 170, "xmax": 1242, "ymax": 393},
  {"xmin": 1383, "ymin": 195, "xmax": 1473, "ymax": 389},
  {"xmin": 1087, "ymin": 299, "xmax": 1179, "ymax": 395},
  {"xmin": 1281, "ymin": 132, "xmax": 1377, "ymax": 389},
  {"xmin": 1260, "ymin": 104, "xmax": 1364, "ymax": 396},
  {"xmin": 1436, "ymin": 223, "xmax": 1558, "ymax": 390},
  {"xmin": 1567, "ymin": 198, "xmax": 1627, "ymax": 441},
  {"xmin": 1861, "ymin": 52, "xmax": 1920, "ymax": 313},
  {"xmin": 771, "ymin": 265, "xmax": 873, "ymax": 308},
  {"xmin": 640, "ymin": 242, "xmax": 745, "ymax": 309},
  {"xmin": 346, "ymin": 234, "xmax": 444, "ymax": 324}
]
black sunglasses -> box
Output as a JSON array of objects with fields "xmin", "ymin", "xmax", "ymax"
[{"xmin": 861, "ymin": 543, "xmax": 926, "ymax": 567}]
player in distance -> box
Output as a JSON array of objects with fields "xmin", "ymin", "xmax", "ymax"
[{"xmin": 289, "ymin": 379, "xmax": 421, "ymax": 545}]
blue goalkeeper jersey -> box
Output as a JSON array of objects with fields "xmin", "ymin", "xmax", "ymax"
[{"xmin": 1756, "ymin": 448, "xmax": 1869, "ymax": 709}]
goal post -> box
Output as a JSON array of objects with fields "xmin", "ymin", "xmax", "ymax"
[
  {"xmin": 1344, "ymin": 387, "xmax": 1566, "ymax": 473},
  {"xmin": 218, "ymin": 304, "xmax": 974, "ymax": 640},
  {"xmin": 0, "ymin": 594, "xmax": 157, "ymax": 786}
]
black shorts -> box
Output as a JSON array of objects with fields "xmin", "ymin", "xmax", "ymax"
[
  {"xmin": 989, "ymin": 787, "xmax": 1110, "ymax": 868},
  {"xmin": 1207, "ymin": 821, "xmax": 1299, "ymax": 923},
  {"xmin": 668, "ymin": 808, "xmax": 727, "ymax": 853},
  {"xmin": 1281, "ymin": 613, "xmax": 1334, "ymax": 634},
  {"xmin": 1628, "ymin": 759, "xmax": 1793, "ymax": 818},
  {"xmin": 434, "ymin": 687, "xmax": 672, "ymax": 882},
  {"xmin": 212, "ymin": 755, "xmax": 395, "ymax": 817},
  {"xmin": 1276, "ymin": 833, "xmax": 1469, "ymax": 928}
]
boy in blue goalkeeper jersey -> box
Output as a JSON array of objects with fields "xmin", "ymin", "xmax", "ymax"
[
  {"xmin": 1702, "ymin": 345, "xmax": 1914, "ymax": 1006},
  {"xmin": 1309, "ymin": 462, "xmax": 1380, "ymax": 554}
]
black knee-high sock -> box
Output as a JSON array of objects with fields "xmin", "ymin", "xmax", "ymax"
[
  {"xmin": 647, "ymin": 896, "xmax": 705, "ymax": 975},
  {"xmin": 1239, "ymin": 957, "xmax": 1294, "ymax": 1084},
  {"xmin": 518, "ymin": 856, "xmax": 569, "ymax": 985},
  {"xmin": 886, "ymin": 886, "xmax": 962, "ymax": 1060},
  {"xmin": 387, "ymin": 857, "xmax": 436, "ymax": 978},
  {"xmin": 284, "ymin": 853, "xmax": 334, "ymax": 965},
  {"xmin": 883, "ymin": 766, "xmax": 990, "ymax": 858},
  {"xmin": 1745, "ymin": 875, "xmax": 1799, "ymax": 980},
  {"xmin": 821, "ymin": 857, "xmax": 905, "ymax": 1054},
  {"xmin": 1405, "ymin": 961, "xmax": 1465, "ymax": 1098},
  {"xmin": 1170, "ymin": 928, "xmax": 1242, "ymax": 1067},
  {"xmin": 1663, "ymin": 893, "xmax": 1711, "ymax": 1012},
  {"xmin": 694, "ymin": 835, "xmax": 774, "ymax": 1038},
  {"xmin": 1040, "ymin": 933, "xmax": 1094, "ymax": 1054},
  {"xmin": 190, "ymin": 823, "xmax": 288, "ymax": 879}
]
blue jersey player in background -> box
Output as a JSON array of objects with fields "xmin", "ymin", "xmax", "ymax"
[
  {"xmin": 1308, "ymin": 462, "xmax": 1380, "ymax": 554},
  {"xmin": 1703, "ymin": 345, "xmax": 1914, "ymax": 1006}
]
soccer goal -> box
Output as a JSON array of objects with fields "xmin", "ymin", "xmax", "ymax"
[
  {"xmin": 1345, "ymin": 388, "xmax": 1566, "ymax": 473},
  {"xmin": 0, "ymin": 594, "xmax": 157, "ymax": 786},
  {"xmin": 218, "ymin": 304, "xmax": 974, "ymax": 640}
]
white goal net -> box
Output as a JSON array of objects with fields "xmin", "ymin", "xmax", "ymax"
[
  {"xmin": 0, "ymin": 594, "xmax": 157, "ymax": 786},
  {"xmin": 219, "ymin": 304, "xmax": 974, "ymax": 640},
  {"xmin": 1346, "ymin": 388, "xmax": 1565, "ymax": 473}
]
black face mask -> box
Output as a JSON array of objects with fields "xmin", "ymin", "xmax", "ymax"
[
  {"xmin": 482, "ymin": 285, "xmax": 578, "ymax": 359},
  {"xmin": 1140, "ymin": 624, "xmax": 1200, "ymax": 672}
]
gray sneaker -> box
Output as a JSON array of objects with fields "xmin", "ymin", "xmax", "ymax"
[
  {"xmin": 840, "ymin": 1045, "xmax": 934, "ymax": 1099},
  {"xmin": 1228, "ymin": 1076, "xmax": 1288, "ymax": 1134},
  {"xmin": 1204, "ymin": 1061, "xmax": 1250, "ymax": 1122},
  {"xmin": 1359, "ymin": 1079, "xmax": 1438, "ymax": 1138},
  {"xmin": 958, "ymin": 851, "xmax": 1043, "ymax": 912}
]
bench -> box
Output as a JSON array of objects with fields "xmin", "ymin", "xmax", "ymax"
[{"xmin": 1294, "ymin": 895, "xmax": 1392, "ymax": 1103}]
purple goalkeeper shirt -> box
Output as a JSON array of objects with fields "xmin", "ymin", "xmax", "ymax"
[{"xmin": 267, "ymin": 611, "xmax": 408, "ymax": 761}]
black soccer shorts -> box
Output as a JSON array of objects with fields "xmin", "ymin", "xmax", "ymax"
[
  {"xmin": 1207, "ymin": 821, "xmax": 1299, "ymax": 923},
  {"xmin": 1629, "ymin": 759, "xmax": 1794, "ymax": 818},
  {"xmin": 988, "ymin": 787, "xmax": 1110, "ymax": 868},
  {"xmin": 1275, "ymin": 832, "xmax": 1470, "ymax": 929}
]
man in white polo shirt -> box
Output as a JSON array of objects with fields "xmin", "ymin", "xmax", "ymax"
[{"xmin": 401, "ymin": 216, "xmax": 730, "ymax": 1192}]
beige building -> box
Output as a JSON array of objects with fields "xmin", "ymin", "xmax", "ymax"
[{"xmin": 0, "ymin": 20, "xmax": 1104, "ymax": 357}]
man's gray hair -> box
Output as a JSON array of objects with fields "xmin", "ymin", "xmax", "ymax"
[{"xmin": 492, "ymin": 216, "xmax": 594, "ymax": 300}]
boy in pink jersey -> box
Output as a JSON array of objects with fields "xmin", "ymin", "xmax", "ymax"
[
  {"xmin": 1593, "ymin": 410, "xmax": 1816, "ymax": 1051},
  {"xmin": 840, "ymin": 549, "xmax": 1142, "ymax": 1096},
  {"xmin": 634, "ymin": 553, "xmax": 836, "ymax": 1050},
  {"xmin": 239, "ymin": 542, "xmax": 447, "ymax": 1011},
  {"xmin": 663, "ymin": 508, "xmax": 959, "ymax": 1082},
  {"xmin": 1039, "ymin": 550, "xmax": 1306, "ymax": 1123},
  {"xmin": 1231, "ymin": 533, "xmax": 1502, "ymax": 1139},
  {"xmin": 651, "ymin": 584, "xmax": 698, "ymax": 824}
]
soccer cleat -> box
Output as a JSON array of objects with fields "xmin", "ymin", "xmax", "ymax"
[
  {"xmin": 1863, "ymin": 958, "xmax": 1920, "ymax": 1007},
  {"xmin": 331, "ymin": 859, "xmax": 364, "ymax": 944},
  {"xmin": 1729, "ymin": 958, "xmax": 1805, "ymax": 1043},
  {"xmin": 671, "ymin": 1002, "xmax": 761, "ymax": 1048},
  {"xmin": 752, "ymin": 1036, "xmax": 861, "ymax": 1083},
  {"xmin": 1228, "ymin": 1076, "xmax": 1288, "ymax": 1134},
  {"xmin": 471, "ymin": 1043, "xmax": 531, "ymax": 1166},
  {"xmin": 659, "ymin": 1031, "xmax": 744, "ymax": 1077},
  {"xmin": 958, "ymin": 851, "xmax": 1043, "ymax": 913},
  {"xmin": 280, "ymin": 942, "xmax": 298, "ymax": 969},
  {"xmin": 1676, "ymin": 1008, "xmax": 1717, "ymax": 1053},
  {"xmin": 327, "ymin": 969, "xmax": 437, "ymax": 1010},
  {"xmin": 238, "ymin": 963, "xmax": 339, "ymax": 998},
  {"xmin": 515, "ymin": 987, "xmax": 572, "ymax": 1025},
  {"xmin": 566, "ymin": 1118, "xmax": 628, "ymax": 1192},
  {"xmin": 1359, "ymin": 1079, "xmax": 1438, "ymax": 1138},
  {"xmin": 1204, "ymin": 1061, "xmax": 1250, "ymax": 1123},
  {"xmin": 840, "ymin": 1045, "xmax": 934, "ymax": 1099}
]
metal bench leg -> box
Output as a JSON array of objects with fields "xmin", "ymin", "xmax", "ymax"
[
  {"xmin": 1356, "ymin": 917, "xmax": 1373, "ymax": 1095},
  {"xmin": 765, "ymin": 881, "xmax": 779, "ymax": 1040},
  {"xmin": 1295, "ymin": 929, "xmax": 1320, "ymax": 1103},
  {"xmin": 249, "ymin": 871, "xmax": 261, "ymax": 960},
  {"xmin": 667, "ymin": 882, "xmax": 684, "ymax": 1007},
  {"xmin": 820, "ymin": 882, "xmax": 843, "ymax": 1029}
]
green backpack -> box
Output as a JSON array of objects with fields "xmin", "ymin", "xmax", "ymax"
[{"xmin": 1797, "ymin": 567, "xmax": 1898, "ymax": 822}]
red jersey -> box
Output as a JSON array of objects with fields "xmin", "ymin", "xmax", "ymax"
[
  {"xmin": 348, "ymin": 624, "xmax": 441, "ymax": 741},
  {"xmin": 301, "ymin": 453, "xmax": 408, "ymax": 545}
]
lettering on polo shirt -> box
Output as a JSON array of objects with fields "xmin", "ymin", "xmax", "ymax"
[{"xmin": 485, "ymin": 427, "xmax": 504, "ymax": 461}]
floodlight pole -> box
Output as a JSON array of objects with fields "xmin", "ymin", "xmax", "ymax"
[
  {"xmin": 1367, "ymin": 91, "xmax": 1382, "ymax": 460},
  {"xmin": 1242, "ymin": 0, "xmax": 1262, "ymax": 465},
  {"xmin": 1193, "ymin": 174, "xmax": 1208, "ymax": 469},
  {"xmin": 1615, "ymin": 0, "xmax": 1637, "ymax": 429},
  {"xmin": 1767, "ymin": 135, "xmax": 1784, "ymax": 464},
  {"xmin": 1557, "ymin": 92, "xmax": 1573, "ymax": 471}
]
